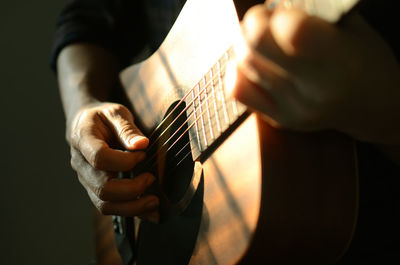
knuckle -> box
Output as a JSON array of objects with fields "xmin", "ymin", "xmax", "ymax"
[
  {"xmin": 70, "ymin": 157, "xmax": 77, "ymax": 171},
  {"xmin": 118, "ymin": 123, "xmax": 136, "ymax": 139},
  {"xmin": 98, "ymin": 202, "xmax": 112, "ymax": 215},
  {"xmin": 284, "ymin": 27, "xmax": 304, "ymax": 57},
  {"xmin": 70, "ymin": 126, "xmax": 89, "ymax": 151},
  {"xmin": 70, "ymin": 148, "xmax": 82, "ymax": 172},
  {"xmin": 243, "ymin": 7, "xmax": 270, "ymax": 50},
  {"xmin": 89, "ymin": 147, "xmax": 105, "ymax": 169},
  {"xmin": 69, "ymin": 131, "xmax": 79, "ymax": 148},
  {"xmin": 88, "ymin": 190, "xmax": 112, "ymax": 215},
  {"xmin": 115, "ymin": 104, "xmax": 130, "ymax": 115},
  {"xmin": 106, "ymin": 104, "xmax": 131, "ymax": 118},
  {"xmin": 96, "ymin": 185, "xmax": 108, "ymax": 201},
  {"xmin": 270, "ymin": 11, "xmax": 311, "ymax": 58}
]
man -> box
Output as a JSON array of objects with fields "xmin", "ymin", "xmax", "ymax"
[{"xmin": 52, "ymin": 0, "xmax": 400, "ymax": 263}]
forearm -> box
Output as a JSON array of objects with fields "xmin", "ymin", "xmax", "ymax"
[{"xmin": 57, "ymin": 43, "xmax": 120, "ymax": 129}]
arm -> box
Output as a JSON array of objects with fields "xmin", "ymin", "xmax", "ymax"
[
  {"xmin": 57, "ymin": 43, "xmax": 159, "ymax": 223},
  {"xmin": 52, "ymin": 0, "xmax": 159, "ymax": 222},
  {"xmin": 57, "ymin": 43, "xmax": 117, "ymax": 129},
  {"xmin": 57, "ymin": 43, "xmax": 159, "ymax": 222}
]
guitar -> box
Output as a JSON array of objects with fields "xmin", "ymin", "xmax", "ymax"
[{"xmin": 94, "ymin": 0, "xmax": 359, "ymax": 264}]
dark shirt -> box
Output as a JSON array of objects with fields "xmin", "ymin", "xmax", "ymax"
[
  {"xmin": 51, "ymin": 0, "xmax": 186, "ymax": 71},
  {"xmin": 51, "ymin": 0, "xmax": 400, "ymax": 263}
]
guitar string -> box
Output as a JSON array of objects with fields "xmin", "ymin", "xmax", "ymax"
[
  {"xmin": 144, "ymin": 47, "xmax": 233, "ymax": 154},
  {"xmin": 146, "ymin": 76, "xmax": 222, "ymax": 157},
  {"xmin": 130, "ymin": 49, "xmax": 235, "ymax": 179},
  {"xmin": 145, "ymin": 60, "xmax": 229, "ymax": 156},
  {"xmin": 141, "ymin": 85, "xmax": 234, "ymax": 173},
  {"xmin": 147, "ymin": 107, "xmax": 223, "ymax": 181},
  {"xmin": 147, "ymin": 140, "xmax": 193, "ymax": 177},
  {"xmin": 146, "ymin": 74, "xmax": 246, "ymax": 180},
  {"xmin": 130, "ymin": 72, "xmax": 228, "ymax": 177},
  {"xmin": 159, "ymin": 82, "xmax": 244, "ymax": 183},
  {"xmin": 144, "ymin": 57, "xmax": 230, "ymax": 157},
  {"xmin": 152, "ymin": 84, "xmax": 242, "ymax": 176},
  {"xmin": 138, "ymin": 102, "xmax": 219, "ymax": 180}
]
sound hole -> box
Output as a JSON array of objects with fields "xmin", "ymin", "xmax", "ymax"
[
  {"xmin": 157, "ymin": 101, "xmax": 194, "ymax": 204},
  {"xmin": 139, "ymin": 100, "xmax": 198, "ymax": 219},
  {"xmin": 135, "ymin": 101, "xmax": 204, "ymax": 265}
]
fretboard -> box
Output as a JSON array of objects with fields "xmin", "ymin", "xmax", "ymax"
[{"xmin": 185, "ymin": 48, "xmax": 247, "ymax": 161}]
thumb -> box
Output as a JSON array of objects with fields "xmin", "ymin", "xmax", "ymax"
[{"xmin": 104, "ymin": 105, "xmax": 149, "ymax": 150}]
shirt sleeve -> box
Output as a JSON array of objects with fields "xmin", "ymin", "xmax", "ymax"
[{"xmin": 50, "ymin": 0, "xmax": 149, "ymax": 72}]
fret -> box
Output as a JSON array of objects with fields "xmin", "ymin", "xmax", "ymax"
[
  {"xmin": 220, "ymin": 49, "xmax": 243, "ymax": 123},
  {"xmin": 231, "ymin": 96, "xmax": 239, "ymax": 116},
  {"xmin": 185, "ymin": 47, "xmax": 247, "ymax": 160},
  {"xmin": 191, "ymin": 88, "xmax": 202, "ymax": 152},
  {"xmin": 216, "ymin": 60, "xmax": 230, "ymax": 127},
  {"xmin": 203, "ymin": 75, "xmax": 215, "ymax": 142},
  {"xmin": 210, "ymin": 73, "xmax": 222, "ymax": 134},
  {"xmin": 225, "ymin": 95, "xmax": 236, "ymax": 126},
  {"xmin": 197, "ymin": 79, "xmax": 208, "ymax": 148}
]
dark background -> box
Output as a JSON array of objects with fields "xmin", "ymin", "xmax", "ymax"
[{"xmin": 0, "ymin": 1, "xmax": 94, "ymax": 264}]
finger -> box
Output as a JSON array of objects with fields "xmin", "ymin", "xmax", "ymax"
[
  {"xmin": 99, "ymin": 173, "xmax": 156, "ymax": 202},
  {"xmin": 240, "ymin": 4, "xmax": 294, "ymax": 69},
  {"xmin": 78, "ymin": 135, "xmax": 146, "ymax": 171},
  {"xmin": 233, "ymin": 66, "xmax": 280, "ymax": 128},
  {"xmin": 269, "ymin": 8, "xmax": 340, "ymax": 59},
  {"xmin": 91, "ymin": 192, "xmax": 160, "ymax": 217},
  {"xmin": 232, "ymin": 59, "xmax": 304, "ymax": 129},
  {"xmin": 72, "ymin": 147, "xmax": 114, "ymax": 191},
  {"xmin": 230, "ymin": 42, "xmax": 321, "ymax": 130},
  {"xmin": 101, "ymin": 105, "xmax": 149, "ymax": 150},
  {"xmin": 241, "ymin": 4, "xmax": 340, "ymax": 72},
  {"xmin": 71, "ymin": 148, "xmax": 155, "ymax": 202}
]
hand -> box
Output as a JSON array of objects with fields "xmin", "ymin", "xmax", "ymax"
[
  {"xmin": 68, "ymin": 102, "xmax": 160, "ymax": 223},
  {"xmin": 231, "ymin": 2, "xmax": 400, "ymax": 144}
]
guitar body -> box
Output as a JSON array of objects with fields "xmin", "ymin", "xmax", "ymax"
[{"xmin": 95, "ymin": 0, "xmax": 358, "ymax": 264}]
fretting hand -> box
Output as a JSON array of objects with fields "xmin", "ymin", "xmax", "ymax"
[{"xmin": 231, "ymin": 2, "xmax": 400, "ymax": 145}]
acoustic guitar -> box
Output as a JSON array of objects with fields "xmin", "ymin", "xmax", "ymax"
[{"xmin": 94, "ymin": 0, "xmax": 359, "ymax": 264}]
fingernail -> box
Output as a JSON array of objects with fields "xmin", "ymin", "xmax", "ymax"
[
  {"xmin": 129, "ymin": 135, "xmax": 147, "ymax": 147},
  {"xmin": 145, "ymin": 199, "xmax": 159, "ymax": 211}
]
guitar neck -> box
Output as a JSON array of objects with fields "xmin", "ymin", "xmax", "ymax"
[{"xmin": 184, "ymin": 47, "xmax": 248, "ymax": 161}]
